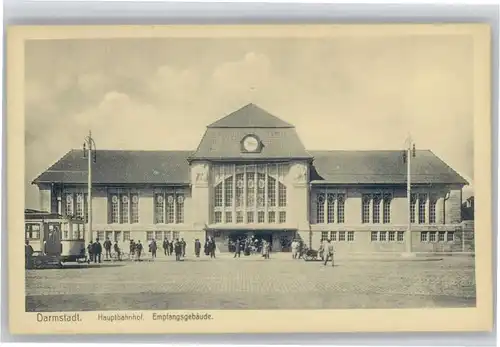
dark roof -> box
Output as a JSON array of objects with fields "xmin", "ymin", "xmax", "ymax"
[
  {"xmin": 190, "ymin": 127, "xmax": 312, "ymax": 160},
  {"xmin": 33, "ymin": 149, "xmax": 468, "ymax": 186},
  {"xmin": 208, "ymin": 104, "xmax": 294, "ymax": 128},
  {"xmin": 309, "ymin": 150, "xmax": 468, "ymax": 185},
  {"xmin": 33, "ymin": 150, "xmax": 193, "ymax": 185}
]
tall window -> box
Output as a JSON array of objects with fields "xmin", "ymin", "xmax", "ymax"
[
  {"xmin": 383, "ymin": 194, "xmax": 391, "ymax": 224},
  {"xmin": 418, "ymin": 194, "xmax": 427, "ymax": 224},
  {"xmin": 372, "ymin": 194, "xmax": 381, "ymax": 224},
  {"xmin": 212, "ymin": 163, "xmax": 288, "ymax": 225},
  {"xmin": 429, "ymin": 197, "xmax": 437, "ymax": 224},
  {"xmin": 131, "ymin": 194, "xmax": 139, "ymax": 223},
  {"xmin": 75, "ymin": 193, "xmax": 84, "ymax": 219},
  {"xmin": 153, "ymin": 190, "xmax": 185, "ymax": 224},
  {"xmin": 362, "ymin": 195, "xmax": 370, "ymax": 223},
  {"xmin": 327, "ymin": 194, "xmax": 335, "ymax": 223},
  {"xmin": 155, "ymin": 194, "xmax": 164, "ymax": 223},
  {"xmin": 120, "ymin": 194, "xmax": 129, "ymax": 224},
  {"xmin": 65, "ymin": 194, "xmax": 74, "ymax": 216},
  {"xmin": 337, "ymin": 194, "xmax": 345, "ymax": 223},
  {"xmin": 410, "ymin": 194, "xmax": 417, "ymax": 223},
  {"xmin": 316, "ymin": 193, "xmax": 325, "ymax": 224},
  {"xmin": 110, "ymin": 195, "xmax": 119, "ymax": 223}
]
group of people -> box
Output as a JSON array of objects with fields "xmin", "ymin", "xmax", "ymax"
[
  {"xmin": 161, "ymin": 238, "xmax": 187, "ymax": 259},
  {"xmin": 232, "ymin": 237, "xmax": 271, "ymax": 259}
]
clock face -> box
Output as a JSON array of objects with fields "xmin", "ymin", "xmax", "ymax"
[{"xmin": 243, "ymin": 135, "xmax": 259, "ymax": 152}]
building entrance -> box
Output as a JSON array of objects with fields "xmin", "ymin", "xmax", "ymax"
[{"xmin": 205, "ymin": 229, "xmax": 296, "ymax": 253}]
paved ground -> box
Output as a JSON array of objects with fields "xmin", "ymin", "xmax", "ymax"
[{"xmin": 25, "ymin": 253, "xmax": 476, "ymax": 312}]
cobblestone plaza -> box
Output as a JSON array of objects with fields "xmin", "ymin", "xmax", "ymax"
[{"xmin": 26, "ymin": 254, "xmax": 475, "ymax": 311}]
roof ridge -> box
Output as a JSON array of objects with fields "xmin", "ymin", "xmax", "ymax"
[{"xmin": 207, "ymin": 103, "xmax": 294, "ymax": 128}]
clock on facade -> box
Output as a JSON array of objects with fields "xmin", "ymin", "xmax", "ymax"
[{"xmin": 242, "ymin": 135, "xmax": 260, "ymax": 153}]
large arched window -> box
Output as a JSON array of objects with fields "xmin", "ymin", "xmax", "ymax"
[{"xmin": 212, "ymin": 163, "xmax": 288, "ymax": 224}]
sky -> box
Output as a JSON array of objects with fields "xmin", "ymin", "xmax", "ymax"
[{"xmin": 25, "ymin": 35, "xmax": 474, "ymax": 208}]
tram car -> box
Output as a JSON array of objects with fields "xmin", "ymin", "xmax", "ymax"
[{"xmin": 25, "ymin": 209, "xmax": 87, "ymax": 265}]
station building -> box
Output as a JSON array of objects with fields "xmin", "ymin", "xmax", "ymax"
[{"xmin": 31, "ymin": 104, "xmax": 468, "ymax": 254}]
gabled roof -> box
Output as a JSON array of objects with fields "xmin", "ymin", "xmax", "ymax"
[
  {"xmin": 32, "ymin": 149, "xmax": 468, "ymax": 186},
  {"xmin": 208, "ymin": 104, "xmax": 294, "ymax": 128},
  {"xmin": 32, "ymin": 150, "xmax": 192, "ymax": 185},
  {"xmin": 309, "ymin": 150, "xmax": 468, "ymax": 185}
]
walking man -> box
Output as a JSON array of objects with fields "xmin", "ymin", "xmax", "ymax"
[
  {"xmin": 323, "ymin": 239, "xmax": 335, "ymax": 267},
  {"xmin": 174, "ymin": 239, "xmax": 182, "ymax": 261},
  {"xmin": 194, "ymin": 239, "xmax": 201, "ymax": 257},
  {"xmin": 163, "ymin": 238, "xmax": 169, "ymax": 256},
  {"xmin": 150, "ymin": 239, "xmax": 157, "ymax": 259},
  {"xmin": 181, "ymin": 238, "xmax": 187, "ymax": 257},
  {"xmin": 136, "ymin": 240, "xmax": 143, "ymax": 261},
  {"xmin": 113, "ymin": 241, "xmax": 121, "ymax": 261},
  {"xmin": 233, "ymin": 238, "xmax": 241, "ymax": 258}
]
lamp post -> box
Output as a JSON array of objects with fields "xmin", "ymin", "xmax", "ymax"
[
  {"xmin": 83, "ymin": 131, "xmax": 97, "ymax": 244},
  {"xmin": 403, "ymin": 135, "xmax": 416, "ymax": 255}
]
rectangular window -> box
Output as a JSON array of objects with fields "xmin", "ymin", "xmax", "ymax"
[
  {"xmin": 278, "ymin": 184, "xmax": 287, "ymax": 207},
  {"xmin": 236, "ymin": 173, "xmax": 244, "ymax": 207},
  {"xmin": 154, "ymin": 194, "xmax": 164, "ymax": 224},
  {"xmin": 123, "ymin": 231, "xmax": 130, "ymax": 241},
  {"xmin": 389, "ymin": 231, "xmax": 396, "ymax": 241},
  {"xmin": 257, "ymin": 211, "xmax": 265, "ymax": 223},
  {"xmin": 236, "ymin": 211, "xmax": 243, "ymax": 223},
  {"xmin": 371, "ymin": 231, "xmax": 378, "ymax": 242},
  {"xmin": 429, "ymin": 231, "xmax": 437, "ymax": 242},
  {"xmin": 279, "ymin": 211, "xmax": 286, "ymax": 224},
  {"xmin": 25, "ymin": 224, "xmax": 41, "ymax": 240},
  {"xmin": 383, "ymin": 196, "xmax": 391, "ymax": 224},
  {"xmin": 339, "ymin": 231, "xmax": 346, "ymax": 241},
  {"xmin": 247, "ymin": 211, "xmax": 254, "ymax": 223},
  {"xmin": 165, "ymin": 231, "xmax": 172, "ymax": 241},
  {"xmin": 114, "ymin": 231, "xmax": 122, "ymax": 243},
  {"xmin": 410, "ymin": 194, "xmax": 417, "ymax": 223},
  {"xmin": 246, "ymin": 173, "xmax": 255, "ymax": 207},
  {"xmin": 225, "ymin": 211, "xmax": 232, "ymax": 223},
  {"xmin": 337, "ymin": 195, "xmax": 345, "ymax": 223},
  {"xmin": 268, "ymin": 211, "xmax": 275, "ymax": 223},
  {"xmin": 372, "ymin": 194, "xmax": 381, "ymax": 224},
  {"xmin": 418, "ymin": 194, "xmax": 427, "ymax": 224},
  {"xmin": 146, "ymin": 231, "xmax": 154, "ymax": 241},
  {"xmin": 155, "ymin": 231, "xmax": 163, "ymax": 240},
  {"xmin": 214, "ymin": 211, "xmax": 222, "ymax": 223},
  {"xmin": 397, "ymin": 231, "xmax": 404, "ymax": 242},
  {"xmin": 321, "ymin": 231, "xmax": 329, "ymax": 241},
  {"xmin": 120, "ymin": 194, "xmax": 129, "ymax": 224},
  {"xmin": 316, "ymin": 194, "xmax": 325, "ymax": 224},
  {"xmin": 105, "ymin": 231, "xmax": 113, "ymax": 241},
  {"xmin": 420, "ymin": 232, "xmax": 428, "ymax": 242},
  {"xmin": 447, "ymin": 232, "xmax": 455, "ymax": 242},
  {"xmin": 331, "ymin": 231, "xmax": 337, "ymax": 241},
  {"xmin": 166, "ymin": 194, "xmax": 175, "ymax": 224},
  {"xmin": 327, "ymin": 194, "xmax": 335, "ymax": 223},
  {"xmin": 379, "ymin": 231, "xmax": 387, "ymax": 242},
  {"xmin": 438, "ymin": 231, "xmax": 446, "ymax": 242},
  {"xmin": 172, "ymin": 231, "xmax": 180, "ymax": 240},
  {"xmin": 131, "ymin": 194, "xmax": 139, "ymax": 223},
  {"xmin": 429, "ymin": 199, "xmax": 436, "ymax": 224},
  {"xmin": 175, "ymin": 195, "xmax": 184, "ymax": 223},
  {"xmin": 362, "ymin": 195, "xmax": 370, "ymax": 223},
  {"xmin": 347, "ymin": 231, "xmax": 354, "ymax": 242},
  {"xmin": 97, "ymin": 231, "xmax": 105, "ymax": 241}
]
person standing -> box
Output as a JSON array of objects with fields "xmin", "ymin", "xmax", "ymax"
[
  {"xmin": 25, "ymin": 239, "xmax": 34, "ymax": 269},
  {"xmin": 103, "ymin": 237, "xmax": 112, "ymax": 260},
  {"xmin": 113, "ymin": 241, "xmax": 121, "ymax": 261},
  {"xmin": 181, "ymin": 238, "xmax": 187, "ymax": 257},
  {"xmin": 233, "ymin": 238, "xmax": 241, "ymax": 258},
  {"xmin": 169, "ymin": 240, "xmax": 174, "ymax": 256},
  {"xmin": 129, "ymin": 240, "xmax": 135, "ymax": 260},
  {"xmin": 163, "ymin": 238, "xmax": 169, "ymax": 256},
  {"xmin": 136, "ymin": 240, "xmax": 143, "ymax": 261},
  {"xmin": 263, "ymin": 240, "xmax": 270, "ymax": 259},
  {"xmin": 174, "ymin": 239, "xmax": 182, "ymax": 261},
  {"xmin": 93, "ymin": 238, "xmax": 102, "ymax": 263},
  {"xmin": 150, "ymin": 239, "xmax": 157, "ymax": 259},
  {"xmin": 209, "ymin": 237, "xmax": 216, "ymax": 258},
  {"xmin": 291, "ymin": 239, "xmax": 299, "ymax": 259},
  {"xmin": 194, "ymin": 239, "xmax": 201, "ymax": 257},
  {"xmin": 87, "ymin": 241, "xmax": 94, "ymax": 262}
]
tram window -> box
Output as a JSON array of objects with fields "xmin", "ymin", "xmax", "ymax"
[{"xmin": 25, "ymin": 224, "xmax": 40, "ymax": 239}]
